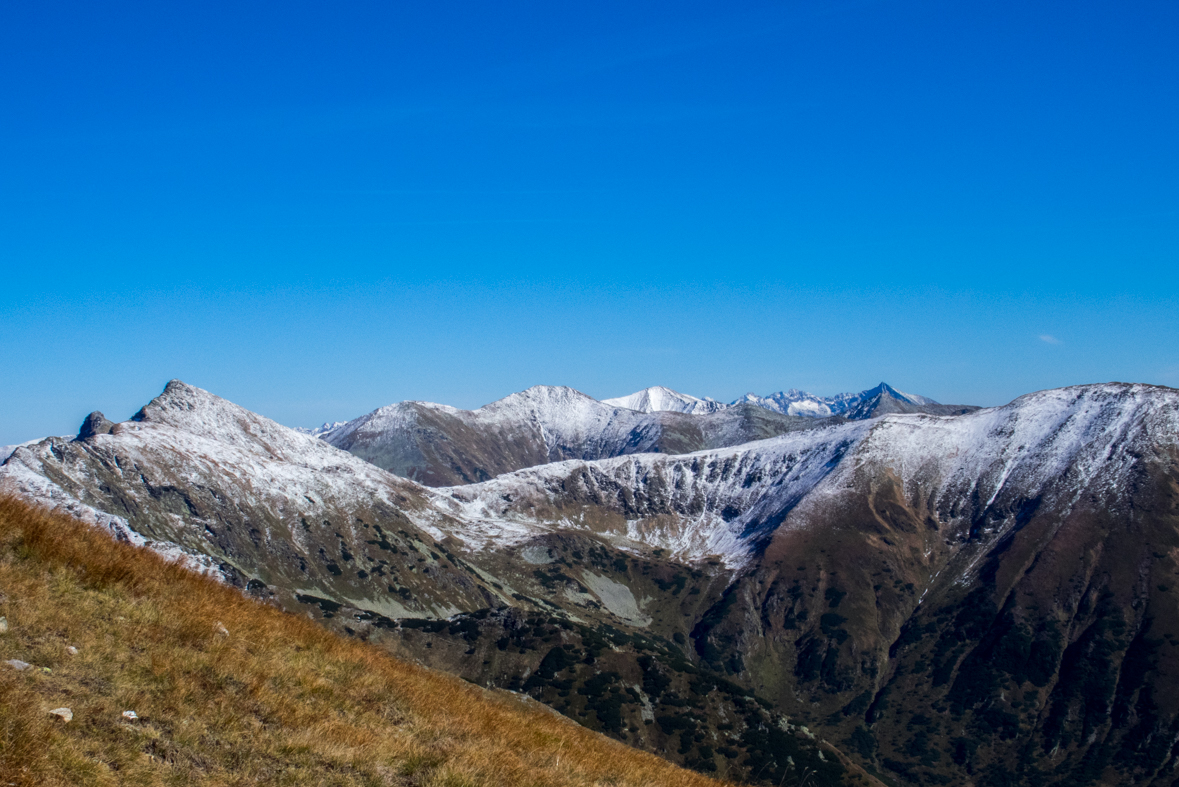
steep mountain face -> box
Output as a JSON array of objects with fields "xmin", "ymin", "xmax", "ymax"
[
  {"xmin": 424, "ymin": 383, "xmax": 1179, "ymax": 785},
  {"xmin": 5, "ymin": 379, "xmax": 1178, "ymax": 786},
  {"xmin": 671, "ymin": 384, "xmax": 1179, "ymax": 786},
  {"xmin": 0, "ymin": 381, "xmax": 507, "ymax": 620},
  {"xmin": 318, "ymin": 385, "xmax": 829, "ymax": 486},
  {"xmin": 602, "ymin": 386, "xmax": 728, "ymax": 415}
]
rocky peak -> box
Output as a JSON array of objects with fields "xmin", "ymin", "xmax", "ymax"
[{"xmin": 75, "ymin": 411, "xmax": 115, "ymax": 441}]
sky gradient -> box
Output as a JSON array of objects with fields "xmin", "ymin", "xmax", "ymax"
[{"xmin": 2, "ymin": 1, "xmax": 1177, "ymax": 445}]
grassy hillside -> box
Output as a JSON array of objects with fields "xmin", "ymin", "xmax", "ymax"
[{"xmin": 0, "ymin": 496, "xmax": 727, "ymax": 787}]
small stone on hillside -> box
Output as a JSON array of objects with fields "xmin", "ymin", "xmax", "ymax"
[
  {"xmin": 0, "ymin": 616, "xmax": 7, "ymax": 633},
  {"xmin": 49, "ymin": 708, "xmax": 73, "ymax": 722},
  {"xmin": 214, "ymin": 622, "xmax": 229, "ymax": 637},
  {"xmin": 122, "ymin": 710, "xmax": 139, "ymax": 721},
  {"xmin": 5, "ymin": 659, "xmax": 30, "ymax": 671},
  {"xmin": 66, "ymin": 645, "xmax": 78, "ymax": 655}
]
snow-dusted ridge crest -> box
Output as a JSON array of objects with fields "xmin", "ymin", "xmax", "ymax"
[
  {"xmin": 0, "ymin": 381, "xmax": 452, "ymax": 562},
  {"xmin": 439, "ymin": 419, "xmax": 875, "ymax": 567},
  {"xmin": 3, "ymin": 380, "xmax": 1176, "ymax": 577},
  {"xmin": 303, "ymin": 381, "xmax": 959, "ymax": 438},
  {"xmin": 432, "ymin": 382, "xmax": 1179, "ymax": 568}
]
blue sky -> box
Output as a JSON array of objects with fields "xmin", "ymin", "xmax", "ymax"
[{"xmin": 2, "ymin": 0, "xmax": 1177, "ymax": 444}]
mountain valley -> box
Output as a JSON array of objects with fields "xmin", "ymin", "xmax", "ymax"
[{"xmin": 3, "ymin": 379, "xmax": 1177, "ymax": 786}]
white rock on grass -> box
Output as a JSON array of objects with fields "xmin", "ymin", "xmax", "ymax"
[
  {"xmin": 4, "ymin": 659, "xmax": 30, "ymax": 671},
  {"xmin": 214, "ymin": 622, "xmax": 229, "ymax": 637},
  {"xmin": 66, "ymin": 645, "xmax": 78, "ymax": 655},
  {"xmin": 0, "ymin": 616, "xmax": 8, "ymax": 633},
  {"xmin": 122, "ymin": 710, "xmax": 139, "ymax": 721},
  {"xmin": 49, "ymin": 708, "xmax": 73, "ymax": 722}
]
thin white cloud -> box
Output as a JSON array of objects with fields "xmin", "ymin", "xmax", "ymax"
[{"xmin": 1039, "ymin": 334, "xmax": 1062, "ymax": 345}]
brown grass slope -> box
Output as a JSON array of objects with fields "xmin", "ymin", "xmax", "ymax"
[{"xmin": 0, "ymin": 496, "xmax": 727, "ymax": 787}]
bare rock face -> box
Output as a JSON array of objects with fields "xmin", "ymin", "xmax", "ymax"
[{"xmin": 76, "ymin": 411, "xmax": 115, "ymax": 441}]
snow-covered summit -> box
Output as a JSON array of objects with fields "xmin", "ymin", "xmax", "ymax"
[
  {"xmin": 734, "ymin": 388, "xmax": 838, "ymax": 417},
  {"xmin": 734, "ymin": 382, "xmax": 943, "ymax": 418},
  {"xmin": 294, "ymin": 421, "xmax": 348, "ymax": 438},
  {"xmin": 602, "ymin": 386, "xmax": 727, "ymax": 415}
]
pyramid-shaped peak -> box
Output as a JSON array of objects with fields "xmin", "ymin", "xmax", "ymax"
[{"xmin": 602, "ymin": 386, "xmax": 727, "ymax": 415}]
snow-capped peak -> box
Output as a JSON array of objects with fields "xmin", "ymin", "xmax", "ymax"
[
  {"xmin": 733, "ymin": 389, "xmax": 837, "ymax": 418},
  {"xmin": 294, "ymin": 421, "xmax": 349, "ymax": 438},
  {"xmin": 602, "ymin": 386, "xmax": 727, "ymax": 415}
]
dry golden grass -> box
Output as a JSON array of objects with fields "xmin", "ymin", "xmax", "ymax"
[{"xmin": 0, "ymin": 496, "xmax": 729, "ymax": 787}]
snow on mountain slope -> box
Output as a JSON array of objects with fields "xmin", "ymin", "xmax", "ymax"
[
  {"xmin": 0, "ymin": 381, "xmax": 453, "ymax": 555},
  {"xmin": 318, "ymin": 385, "xmax": 825, "ymax": 486},
  {"xmin": 7, "ymin": 378, "xmax": 1170, "ymax": 579},
  {"xmin": 320, "ymin": 386, "xmax": 668, "ymax": 485},
  {"xmin": 0, "ymin": 381, "xmax": 520, "ymax": 617},
  {"xmin": 602, "ymin": 386, "xmax": 727, "ymax": 415},
  {"xmin": 733, "ymin": 382, "xmax": 944, "ymax": 418},
  {"xmin": 440, "ymin": 420, "xmax": 875, "ymax": 566},
  {"xmin": 305, "ymin": 382, "xmax": 953, "ymax": 444},
  {"xmin": 837, "ymin": 382, "xmax": 1179, "ymax": 521},
  {"xmin": 294, "ymin": 421, "xmax": 348, "ymax": 438},
  {"xmin": 438, "ymin": 383, "xmax": 1179, "ymax": 568},
  {"xmin": 732, "ymin": 389, "xmax": 837, "ymax": 417},
  {"xmin": 328, "ymin": 386, "xmax": 636, "ymax": 461},
  {"xmin": 1, "ymin": 440, "xmax": 38, "ymax": 464}
]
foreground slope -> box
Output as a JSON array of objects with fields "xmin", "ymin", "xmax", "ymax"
[{"xmin": 0, "ymin": 496, "xmax": 729, "ymax": 787}]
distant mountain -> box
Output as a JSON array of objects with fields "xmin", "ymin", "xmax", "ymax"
[
  {"xmin": 734, "ymin": 382, "xmax": 975, "ymax": 419},
  {"xmin": 314, "ymin": 382, "xmax": 974, "ymax": 487},
  {"xmin": 602, "ymin": 382, "xmax": 976, "ymax": 420},
  {"xmin": 320, "ymin": 385, "xmax": 827, "ymax": 486},
  {"xmin": 294, "ymin": 421, "xmax": 348, "ymax": 438},
  {"xmin": 602, "ymin": 386, "xmax": 727, "ymax": 415},
  {"xmin": 733, "ymin": 388, "xmax": 843, "ymax": 417}
]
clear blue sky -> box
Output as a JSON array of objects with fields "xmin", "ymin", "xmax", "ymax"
[{"xmin": 2, "ymin": 1, "xmax": 1177, "ymax": 444}]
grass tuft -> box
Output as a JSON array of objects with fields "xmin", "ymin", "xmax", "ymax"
[{"xmin": 0, "ymin": 495, "xmax": 727, "ymax": 787}]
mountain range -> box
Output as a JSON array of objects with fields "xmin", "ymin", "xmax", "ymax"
[
  {"xmin": 308, "ymin": 382, "xmax": 977, "ymax": 487},
  {"xmin": 3, "ymin": 378, "xmax": 1177, "ymax": 786}
]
